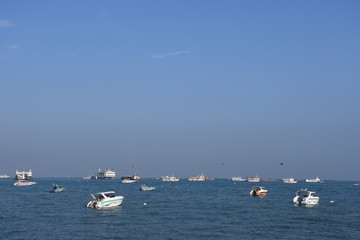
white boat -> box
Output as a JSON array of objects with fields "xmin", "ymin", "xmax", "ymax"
[
  {"xmin": 87, "ymin": 191, "xmax": 124, "ymax": 208},
  {"xmin": 121, "ymin": 174, "xmax": 141, "ymax": 181},
  {"xmin": 229, "ymin": 177, "xmax": 247, "ymax": 181},
  {"xmin": 121, "ymin": 179, "xmax": 137, "ymax": 183},
  {"xmin": 188, "ymin": 174, "xmax": 206, "ymax": 181},
  {"xmin": 293, "ymin": 189, "xmax": 319, "ymax": 205},
  {"xmin": 91, "ymin": 169, "xmax": 116, "ymax": 180},
  {"xmin": 247, "ymin": 176, "xmax": 261, "ymax": 182},
  {"xmin": 0, "ymin": 174, "xmax": 10, "ymax": 179},
  {"xmin": 250, "ymin": 186, "xmax": 268, "ymax": 196},
  {"xmin": 305, "ymin": 177, "xmax": 322, "ymax": 183},
  {"xmin": 283, "ymin": 177, "xmax": 297, "ymax": 183},
  {"xmin": 13, "ymin": 180, "xmax": 37, "ymax": 186},
  {"xmin": 139, "ymin": 184, "xmax": 156, "ymax": 191},
  {"xmin": 15, "ymin": 169, "xmax": 32, "ymax": 180},
  {"xmin": 161, "ymin": 175, "xmax": 180, "ymax": 182}
]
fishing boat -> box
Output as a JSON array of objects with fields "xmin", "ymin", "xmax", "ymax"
[
  {"xmin": 305, "ymin": 177, "xmax": 322, "ymax": 183},
  {"xmin": 188, "ymin": 174, "xmax": 206, "ymax": 181},
  {"xmin": 49, "ymin": 184, "xmax": 64, "ymax": 193},
  {"xmin": 247, "ymin": 176, "xmax": 261, "ymax": 182},
  {"xmin": 229, "ymin": 177, "xmax": 247, "ymax": 181},
  {"xmin": 139, "ymin": 184, "xmax": 156, "ymax": 191},
  {"xmin": 283, "ymin": 177, "xmax": 297, "ymax": 183},
  {"xmin": 13, "ymin": 180, "xmax": 37, "ymax": 186},
  {"xmin": 293, "ymin": 189, "xmax": 319, "ymax": 205},
  {"xmin": 250, "ymin": 186, "xmax": 268, "ymax": 196},
  {"xmin": 86, "ymin": 191, "xmax": 124, "ymax": 208},
  {"xmin": 161, "ymin": 175, "xmax": 180, "ymax": 182}
]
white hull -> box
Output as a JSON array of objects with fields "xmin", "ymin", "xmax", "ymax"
[
  {"xmin": 87, "ymin": 191, "xmax": 124, "ymax": 208},
  {"xmin": 293, "ymin": 196, "xmax": 319, "ymax": 205}
]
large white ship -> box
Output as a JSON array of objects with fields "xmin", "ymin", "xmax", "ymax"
[
  {"xmin": 91, "ymin": 169, "xmax": 116, "ymax": 180},
  {"xmin": 15, "ymin": 169, "xmax": 32, "ymax": 180}
]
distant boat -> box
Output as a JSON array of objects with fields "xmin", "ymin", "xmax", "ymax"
[
  {"xmin": 121, "ymin": 179, "xmax": 137, "ymax": 183},
  {"xmin": 13, "ymin": 180, "xmax": 37, "ymax": 186},
  {"xmin": 188, "ymin": 174, "xmax": 206, "ymax": 181},
  {"xmin": 283, "ymin": 178, "xmax": 297, "ymax": 183},
  {"xmin": 161, "ymin": 175, "xmax": 180, "ymax": 182},
  {"xmin": 87, "ymin": 191, "xmax": 124, "ymax": 208},
  {"xmin": 121, "ymin": 174, "xmax": 141, "ymax": 181},
  {"xmin": 229, "ymin": 177, "xmax": 247, "ymax": 182},
  {"xmin": 247, "ymin": 176, "xmax": 261, "ymax": 182},
  {"xmin": 15, "ymin": 169, "xmax": 32, "ymax": 180},
  {"xmin": 305, "ymin": 177, "xmax": 322, "ymax": 183},
  {"xmin": 0, "ymin": 174, "xmax": 10, "ymax": 179},
  {"xmin": 139, "ymin": 184, "xmax": 156, "ymax": 191},
  {"xmin": 83, "ymin": 175, "xmax": 91, "ymax": 180},
  {"xmin": 91, "ymin": 169, "xmax": 116, "ymax": 180},
  {"xmin": 49, "ymin": 184, "xmax": 64, "ymax": 193}
]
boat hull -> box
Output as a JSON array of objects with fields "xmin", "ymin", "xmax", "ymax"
[{"xmin": 87, "ymin": 197, "xmax": 124, "ymax": 208}]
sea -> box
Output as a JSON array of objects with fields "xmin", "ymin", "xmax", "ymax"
[{"xmin": 1, "ymin": 178, "xmax": 359, "ymax": 240}]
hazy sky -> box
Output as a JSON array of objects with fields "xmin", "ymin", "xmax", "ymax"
[{"xmin": 1, "ymin": 1, "xmax": 359, "ymax": 180}]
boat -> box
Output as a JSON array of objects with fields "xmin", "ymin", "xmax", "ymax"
[
  {"xmin": 293, "ymin": 189, "xmax": 320, "ymax": 205},
  {"xmin": 121, "ymin": 179, "xmax": 137, "ymax": 183},
  {"xmin": 0, "ymin": 174, "xmax": 10, "ymax": 179},
  {"xmin": 161, "ymin": 175, "xmax": 180, "ymax": 182},
  {"xmin": 15, "ymin": 169, "xmax": 32, "ymax": 180},
  {"xmin": 139, "ymin": 184, "xmax": 156, "ymax": 191},
  {"xmin": 121, "ymin": 174, "xmax": 141, "ymax": 181},
  {"xmin": 247, "ymin": 176, "xmax": 261, "ymax": 182},
  {"xmin": 83, "ymin": 175, "xmax": 91, "ymax": 180},
  {"xmin": 91, "ymin": 169, "xmax": 116, "ymax": 180},
  {"xmin": 229, "ymin": 177, "xmax": 247, "ymax": 181},
  {"xmin": 49, "ymin": 184, "xmax": 64, "ymax": 193},
  {"xmin": 13, "ymin": 180, "xmax": 37, "ymax": 186},
  {"xmin": 250, "ymin": 186, "xmax": 268, "ymax": 196},
  {"xmin": 305, "ymin": 177, "xmax": 322, "ymax": 183},
  {"xmin": 283, "ymin": 177, "xmax": 297, "ymax": 183},
  {"xmin": 188, "ymin": 174, "xmax": 206, "ymax": 181},
  {"xmin": 86, "ymin": 191, "xmax": 124, "ymax": 208}
]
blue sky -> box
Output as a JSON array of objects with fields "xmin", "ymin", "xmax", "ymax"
[{"xmin": 1, "ymin": 1, "xmax": 359, "ymax": 180}]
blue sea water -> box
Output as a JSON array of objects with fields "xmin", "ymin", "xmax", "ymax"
[{"xmin": 1, "ymin": 178, "xmax": 360, "ymax": 240}]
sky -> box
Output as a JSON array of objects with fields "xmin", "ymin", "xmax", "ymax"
[{"xmin": 1, "ymin": 1, "xmax": 359, "ymax": 180}]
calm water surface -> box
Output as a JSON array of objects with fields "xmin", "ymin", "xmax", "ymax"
[{"xmin": 1, "ymin": 178, "xmax": 359, "ymax": 239}]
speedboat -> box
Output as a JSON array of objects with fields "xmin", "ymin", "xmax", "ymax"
[
  {"xmin": 49, "ymin": 184, "xmax": 64, "ymax": 193},
  {"xmin": 13, "ymin": 180, "xmax": 37, "ymax": 186},
  {"xmin": 250, "ymin": 186, "xmax": 268, "ymax": 196},
  {"xmin": 139, "ymin": 184, "xmax": 156, "ymax": 191},
  {"xmin": 87, "ymin": 191, "xmax": 124, "ymax": 208},
  {"xmin": 283, "ymin": 177, "xmax": 297, "ymax": 183},
  {"xmin": 293, "ymin": 189, "xmax": 319, "ymax": 205}
]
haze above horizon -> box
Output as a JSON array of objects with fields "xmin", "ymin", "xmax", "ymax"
[{"xmin": 1, "ymin": 1, "xmax": 359, "ymax": 180}]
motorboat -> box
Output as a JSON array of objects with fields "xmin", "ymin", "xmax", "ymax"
[
  {"xmin": 0, "ymin": 174, "xmax": 10, "ymax": 179},
  {"xmin": 139, "ymin": 184, "xmax": 156, "ymax": 191},
  {"xmin": 247, "ymin": 176, "xmax": 261, "ymax": 182},
  {"xmin": 283, "ymin": 177, "xmax": 297, "ymax": 183},
  {"xmin": 87, "ymin": 191, "xmax": 124, "ymax": 208},
  {"xmin": 229, "ymin": 177, "xmax": 247, "ymax": 181},
  {"xmin": 293, "ymin": 189, "xmax": 319, "ymax": 205},
  {"xmin": 13, "ymin": 180, "xmax": 37, "ymax": 186},
  {"xmin": 305, "ymin": 177, "xmax": 322, "ymax": 183},
  {"xmin": 250, "ymin": 186, "xmax": 268, "ymax": 196},
  {"xmin": 121, "ymin": 174, "xmax": 141, "ymax": 181},
  {"xmin": 49, "ymin": 184, "xmax": 64, "ymax": 193},
  {"xmin": 121, "ymin": 179, "xmax": 137, "ymax": 183},
  {"xmin": 161, "ymin": 175, "xmax": 180, "ymax": 182}
]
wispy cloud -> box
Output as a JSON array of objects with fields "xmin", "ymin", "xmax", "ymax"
[
  {"xmin": 151, "ymin": 50, "xmax": 190, "ymax": 59},
  {"xmin": 0, "ymin": 19, "xmax": 15, "ymax": 28},
  {"xmin": 8, "ymin": 44, "xmax": 20, "ymax": 49}
]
